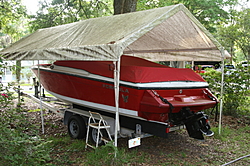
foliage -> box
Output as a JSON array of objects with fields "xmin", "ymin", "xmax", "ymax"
[
  {"xmin": 216, "ymin": 8, "xmax": 250, "ymax": 61},
  {"xmin": 0, "ymin": 0, "xmax": 28, "ymax": 47},
  {"xmin": 201, "ymin": 65, "xmax": 250, "ymax": 117},
  {"xmin": 0, "ymin": 81, "xmax": 16, "ymax": 109},
  {"xmin": 29, "ymin": 0, "xmax": 113, "ymax": 32},
  {"xmin": 0, "ymin": 58, "xmax": 16, "ymax": 108},
  {"xmin": 137, "ymin": 0, "xmax": 238, "ymax": 33},
  {"xmin": 28, "ymin": 0, "xmax": 241, "ymax": 34},
  {"xmin": 0, "ymin": 60, "xmax": 51, "ymax": 165},
  {"xmin": 234, "ymin": 8, "xmax": 250, "ymax": 60}
]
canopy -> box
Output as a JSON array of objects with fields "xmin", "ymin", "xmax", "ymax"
[{"xmin": 0, "ymin": 4, "xmax": 225, "ymax": 62}]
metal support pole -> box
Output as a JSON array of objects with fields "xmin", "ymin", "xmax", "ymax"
[
  {"xmin": 38, "ymin": 60, "xmax": 45, "ymax": 134},
  {"xmin": 113, "ymin": 58, "xmax": 121, "ymax": 151},
  {"xmin": 219, "ymin": 48, "xmax": 225, "ymax": 135}
]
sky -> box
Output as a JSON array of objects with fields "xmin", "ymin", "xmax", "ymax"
[
  {"xmin": 22, "ymin": 0, "xmax": 40, "ymax": 15},
  {"xmin": 22, "ymin": 0, "xmax": 250, "ymax": 15},
  {"xmin": 22, "ymin": 0, "xmax": 53, "ymax": 15}
]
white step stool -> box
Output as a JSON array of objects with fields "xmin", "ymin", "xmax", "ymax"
[{"xmin": 85, "ymin": 111, "xmax": 113, "ymax": 149}]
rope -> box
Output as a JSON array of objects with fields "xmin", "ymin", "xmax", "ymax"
[
  {"xmin": 151, "ymin": 90, "xmax": 174, "ymax": 122},
  {"xmin": 221, "ymin": 154, "xmax": 250, "ymax": 166}
]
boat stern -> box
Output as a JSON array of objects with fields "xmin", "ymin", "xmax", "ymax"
[{"xmin": 140, "ymin": 88, "xmax": 217, "ymax": 140}]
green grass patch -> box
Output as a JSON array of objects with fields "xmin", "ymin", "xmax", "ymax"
[
  {"xmin": 211, "ymin": 126, "xmax": 232, "ymax": 141},
  {"xmin": 209, "ymin": 125, "xmax": 250, "ymax": 165},
  {"xmin": 84, "ymin": 142, "xmax": 147, "ymax": 166},
  {"xmin": 28, "ymin": 109, "xmax": 41, "ymax": 112},
  {"xmin": 20, "ymin": 83, "xmax": 32, "ymax": 86},
  {"xmin": 46, "ymin": 136, "xmax": 86, "ymax": 165}
]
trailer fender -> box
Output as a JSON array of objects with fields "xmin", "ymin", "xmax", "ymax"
[{"xmin": 64, "ymin": 111, "xmax": 73, "ymax": 125}]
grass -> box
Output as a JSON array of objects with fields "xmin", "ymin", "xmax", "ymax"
[
  {"xmin": 46, "ymin": 137, "xmax": 86, "ymax": 165},
  {"xmin": 1, "ymin": 115, "xmax": 249, "ymax": 165},
  {"xmin": 209, "ymin": 125, "xmax": 250, "ymax": 165},
  {"xmin": 32, "ymin": 123, "xmax": 249, "ymax": 166},
  {"xmin": 19, "ymin": 83, "xmax": 32, "ymax": 86},
  {"xmin": 45, "ymin": 137, "xmax": 148, "ymax": 166},
  {"xmin": 85, "ymin": 144, "xmax": 148, "ymax": 165}
]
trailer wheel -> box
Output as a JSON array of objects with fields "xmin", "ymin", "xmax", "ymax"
[
  {"xmin": 89, "ymin": 128, "xmax": 108, "ymax": 146},
  {"xmin": 68, "ymin": 115, "xmax": 86, "ymax": 139}
]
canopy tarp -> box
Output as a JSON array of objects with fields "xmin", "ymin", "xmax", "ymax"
[{"xmin": 0, "ymin": 4, "xmax": 226, "ymax": 61}]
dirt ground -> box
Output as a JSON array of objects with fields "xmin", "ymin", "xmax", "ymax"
[{"xmin": 22, "ymin": 98, "xmax": 250, "ymax": 165}]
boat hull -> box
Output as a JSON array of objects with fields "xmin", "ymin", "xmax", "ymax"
[{"xmin": 32, "ymin": 63, "xmax": 217, "ymax": 123}]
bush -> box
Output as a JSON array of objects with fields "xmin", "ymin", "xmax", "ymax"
[
  {"xmin": 201, "ymin": 65, "xmax": 250, "ymax": 117},
  {"xmin": 0, "ymin": 59, "xmax": 51, "ymax": 165}
]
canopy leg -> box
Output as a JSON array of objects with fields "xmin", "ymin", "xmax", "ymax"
[
  {"xmin": 219, "ymin": 48, "xmax": 225, "ymax": 135},
  {"xmin": 113, "ymin": 58, "xmax": 121, "ymax": 155},
  {"xmin": 38, "ymin": 60, "xmax": 45, "ymax": 134}
]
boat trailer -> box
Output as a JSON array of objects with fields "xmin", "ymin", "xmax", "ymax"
[{"xmin": 21, "ymin": 82, "xmax": 214, "ymax": 148}]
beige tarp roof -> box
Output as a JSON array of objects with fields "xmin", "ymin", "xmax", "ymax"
[{"xmin": 0, "ymin": 4, "xmax": 225, "ymax": 61}]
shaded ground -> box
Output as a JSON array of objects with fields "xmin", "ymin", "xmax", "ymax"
[{"xmin": 22, "ymin": 98, "xmax": 250, "ymax": 165}]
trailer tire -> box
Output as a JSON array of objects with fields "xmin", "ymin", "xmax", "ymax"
[
  {"xmin": 89, "ymin": 128, "xmax": 108, "ymax": 146},
  {"xmin": 68, "ymin": 115, "xmax": 86, "ymax": 139}
]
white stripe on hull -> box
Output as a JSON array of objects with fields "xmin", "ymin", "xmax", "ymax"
[
  {"xmin": 33, "ymin": 65, "xmax": 209, "ymax": 89},
  {"xmin": 47, "ymin": 90, "xmax": 139, "ymax": 118}
]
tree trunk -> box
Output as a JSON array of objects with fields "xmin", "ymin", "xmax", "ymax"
[{"xmin": 113, "ymin": 0, "xmax": 137, "ymax": 15}]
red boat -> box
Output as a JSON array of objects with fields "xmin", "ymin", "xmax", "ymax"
[{"xmin": 32, "ymin": 55, "xmax": 218, "ymax": 140}]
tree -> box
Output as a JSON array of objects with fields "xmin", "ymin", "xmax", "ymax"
[
  {"xmin": 235, "ymin": 9, "xmax": 250, "ymax": 60},
  {"xmin": 29, "ymin": 0, "xmax": 138, "ymax": 31},
  {"xmin": 216, "ymin": 24, "xmax": 238, "ymax": 62},
  {"xmin": 216, "ymin": 8, "xmax": 250, "ymax": 62},
  {"xmin": 29, "ymin": 0, "xmax": 240, "ymax": 34},
  {"xmin": 0, "ymin": 0, "xmax": 27, "ymax": 47},
  {"xmin": 137, "ymin": 0, "xmax": 239, "ymax": 33},
  {"xmin": 113, "ymin": 0, "xmax": 137, "ymax": 14},
  {"xmin": 29, "ymin": 0, "xmax": 113, "ymax": 32}
]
